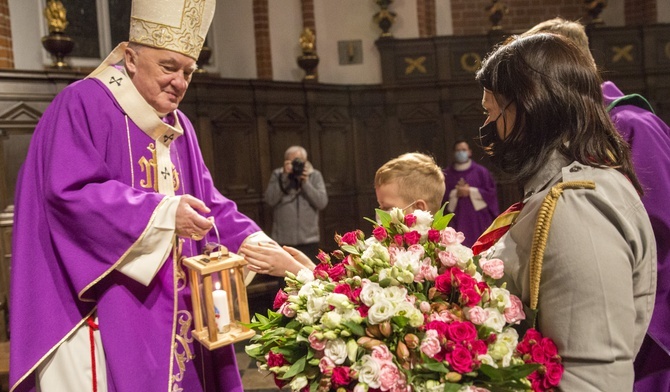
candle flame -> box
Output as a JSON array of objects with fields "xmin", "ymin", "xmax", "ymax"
[{"xmin": 215, "ymin": 281, "xmax": 221, "ymax": 290}]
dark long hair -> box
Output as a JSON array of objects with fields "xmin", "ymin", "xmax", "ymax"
[{"xmin": 475, "ymin": 33, "xmax": 642, "ymax": 194}]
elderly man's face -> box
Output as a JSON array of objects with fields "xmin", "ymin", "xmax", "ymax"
[{"xmin": 125, "ymin": 45, "xmax": 197, "ymax": 114}]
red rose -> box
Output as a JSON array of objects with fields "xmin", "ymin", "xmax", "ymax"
[
  {"xmin": 447, "ymin": 321, "xmax": 478, "ymax": 343},
  {"xmin": 404, "ymin": 213, "xmax": 417, "ymax": 227},
  {"xmin": 530, "ymin": 343, "xmax": 549, "ymax": 364},
  {"xmin": 448, "ymin": 344, "xmax": 475, "ymax": 373},
  {"xmin": 424, "ymin": 320, "xmax": 449, "ymax": 338},
  {"xmin": 459, "ymin": 286, "xmax": 482, "ymax": 307},
  {"xmin": 313, "ymin": 262, "xmax": 330, "ymax": 279},
  {"xmin": 357, "ymin": 304, "xmax": 369, "ymax": 317},
  {"xmin": 404, "ymin": 231, "xmax": 421, "ymax": 245},
  {"xmin": 272, "ymin": 289, "xmax": 289, "ymax": 310},
  {"xmin": 274, "ymin": 376, "xmax": 286, "ymax": 389},
  {"xmin": 394, "ymin": 234, "xmax": 404, "ymax": 246},
  {"xmin": 373, "ymin": 225, "xmax": 388, "ymax": 241},
  {"xmin": 316, "ymin": 250, "xmax": 331, "ymax": 264},
  {"xmin": 328, "ymin": 262, "xmax": 347, "ymax": 281},
  {"xmin": 334, "ymin": 283, "xmax": 352, "ymax": 297},
  {"xmin": 539, "ymin": 337, "xmax": 558, "ymax": 358},
  {"xmin": 434, "ymin": 274, "xmax": 452, "ymax": 294},
  {"xmin": 267, "ymin": 351, "xmax": 286, "ymax": 367},
  {"xmin": 470, "ymin": 339, "xmax": 488, "ymax": 356},
  {"xmin": 341, "ymin": 231, "xmax": 358, "ymax": 245},
  {"xmin": 427, "ymin": 229, "xmax": 441, "ymax": 242},
  {"xmin": 350, "ymin": 287, "xmax": 362, "ymax": 302},
  {"xmin": 543, "ymin": 362, "xmax": 564, "ymax": 388},
  {"xmin": 331, "ymin": 366, "xmax": 351, "ymax": 386}
]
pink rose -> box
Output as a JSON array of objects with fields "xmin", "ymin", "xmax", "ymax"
[
  {"xmin": 341, "ymin": 231, "xmax": 358, "ymax": 245},
  {"xmin": 440, "ymin": 227, "xmax": 465, "ymax": 245},
  {"xmin": 540, "ymin": 337, "xmax": 558, "ymax": 358},
  {"xmin": 316, "ymin": 250, "xmax": 331, "ymax": 264},
  {"xmin": 309, "ymin": 331, "xmax": 326, "ymax": 351},
  {"xmin": 372, "ymin": 344, "xmax": 393, "ymax": 362},
  {"xmin": 272, "ymin": 289, "xmax": 288, "ymax": 310},
  {"xmin": 378, "ymin": 362, "xmax": 400, "ymax": 391},
  {"xmin": 404, "ymin": 213, "xmax": 417, "ymax": 227},
  {"xmin": 504, "ymin": 295, "xmax": 525, "ymax": 324},
  {"xmin": 420, "ymin": 329, "xmax": 442, "ymax": 358},
  {"xmin": 373, "ymin": 225, "xmax": 388, "ymax": 241},
  {"xmin": 448, "ymin": 344, "xmax": 475, "ymax": 373},
  {"xmin": 418, "ymin": 259, "xmax": 438, "ymax": 282},
  {"xmin": 530, "ymin": 343, "xmax": 549, "ymax": 364},
  {"xmin": 420, "ymin": 301, "xmax": 431, "ymax": 313},
  {"xmin": 407, "ymin": 244, "xmax": 425, "ymax": 257},
  {"xmin": 280, "ymin": 303, "xmax": 296, "ymax": 318},
  {"xmin": 332, "ymin": 366, "xmax": 351, "ymax": 386},
  {"xmin": 479, "ymin": 258, "xmax": 505, "ymax": 279},
  {"xmin": 470, "ymin": 339, "xmax": 488, "ymax": 356},
  {"xmin": 438, "ymin": 250, "xmax": 459, "ymax": 267},
  {"xmin": 319, "ymin": 356, "xmax": 335, "ymax": 375},
  {"xmin": 467, "ymin": 306, "xmax": 489, "ymax": 325},
  {"xmin": 404, "ymin": 231, "xmax": 421, "ymax": 245},
  {"xmin": 393, "ymin": 234, "xmax": 404, "ymax": 246},
  {"xmin": 427, "ymin": 229, "xmax": 441, "ymax": 242}
]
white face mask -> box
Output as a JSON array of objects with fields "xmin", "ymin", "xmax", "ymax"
[{"xmin": 454, "ymin": 150, "xmax": 469, "ymax": 163}]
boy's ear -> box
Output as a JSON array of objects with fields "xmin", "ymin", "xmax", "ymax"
[{"xmin": 414, "ymin": 199, "xmax": 428, "ymax": 212}]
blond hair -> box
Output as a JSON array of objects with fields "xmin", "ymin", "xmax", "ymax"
[
  {"xmin": 375, "ymin": 152, "xmax": 445, "ymax": 213},
  {"xmin": 521, "ymin": 18, "xmax": 595, "ymax": 64}
]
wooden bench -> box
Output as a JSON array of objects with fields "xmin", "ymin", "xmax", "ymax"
[{"xmin": 0, "ymin": 341, "xmax": 8, "ymax": 392}]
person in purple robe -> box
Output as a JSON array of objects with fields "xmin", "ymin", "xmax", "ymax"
[
  {"xmin": 522, "ymin": 18, "xmax": 670, "ymax": 391},
  {"xmin": 442, "ymin": 139, "xmax": 499, "ymax": 247},
  {"xmin": 9, "ymin": 1, "xmax": 275, "ymax": 391}
]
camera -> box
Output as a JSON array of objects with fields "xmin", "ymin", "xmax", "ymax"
[{"xmin": 291, "ymin": 158, "xmax": 305, "ymax": 178}]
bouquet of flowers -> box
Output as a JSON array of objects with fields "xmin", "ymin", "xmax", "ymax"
[{"xmin": 245, "ymin": 207, "xmax": 563, "ymax": 392}]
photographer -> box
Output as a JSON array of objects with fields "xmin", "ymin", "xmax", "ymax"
[{"xmin": 263, "ymin": 146, "xmax": 328, "ymax": 263}]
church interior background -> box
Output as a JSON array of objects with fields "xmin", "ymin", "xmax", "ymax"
[{"xmin": 1, "ymin": 0, "xmax": 669, "ymax": 390}]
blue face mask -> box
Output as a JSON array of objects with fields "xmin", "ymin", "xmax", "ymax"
[{"xmin": 454, "ymin": 150, "xmax": 469, "ymax": 163}]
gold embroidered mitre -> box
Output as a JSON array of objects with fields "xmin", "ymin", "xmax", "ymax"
[{"xmin": 129, "ymin": 0, "xmax": 215, "ymax": 60}]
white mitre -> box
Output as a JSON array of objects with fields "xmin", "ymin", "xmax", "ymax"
[{"xmin": 129, "ymin": 0, "xmax": 215, "ymax": 60}]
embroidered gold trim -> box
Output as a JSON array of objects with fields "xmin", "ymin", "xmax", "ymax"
[
  {"xmin": 125, "ymin": 115, "xmax": 135, "ymax": 188},
  {"xmin": 77, "ymin": 197, "xmax": 171, "ymax": 301}
]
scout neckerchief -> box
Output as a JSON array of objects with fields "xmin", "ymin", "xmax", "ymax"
[{"xmin": 471, "ymin": 201, "xmax": 524, "ymax": 255}]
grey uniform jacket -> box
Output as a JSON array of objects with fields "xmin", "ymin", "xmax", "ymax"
[
  {"xmin": 489, "ymin": 151, "xmax": 656, "ymax": 391},
  {"xmin": 264, "ymin": 166, "xmax": 328, "ymax": 246}
]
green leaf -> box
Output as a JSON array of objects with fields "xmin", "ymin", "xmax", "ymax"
[
  {"xmin": 432, "ymin": 213, "xmax": 454, "ymax": 230},
  {"xmin": 279, "ymin": 356, "xmax": 307, "ymax": 380},
  {"xmin": 375, "ymin": 208, "xmax": 392, "ymax": 227},
  {"xmin": 443, "ymin": 383, "xmax": 462, "ymax": 392},
  {"xmin": 342, "ymin": 320, "xmax": 366, "ymax": 336},
  {"xmin": 421, "ymin": 361, "xmax": 450, "ymax": 373},
  {"xmin": 341, "ymin": 244, "xmax": 360, "ymax": 255}
]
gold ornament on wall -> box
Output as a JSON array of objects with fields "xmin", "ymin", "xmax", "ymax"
[
  {"xmin": 41, "ymin": 0, "xmax": 75, "ymax": 69},
  {"xmin": 297, "ymin": 28, "xmax": 319, "ymax": 81}
]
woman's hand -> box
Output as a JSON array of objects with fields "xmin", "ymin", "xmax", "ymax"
[{"xmin": 239, "ymin": 242, "xmax": 307, "ymax": 277}]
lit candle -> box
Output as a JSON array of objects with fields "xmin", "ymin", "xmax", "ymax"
[{"xmin": 213, "ymin": 282, "xmax": 230, "ymax": 332}]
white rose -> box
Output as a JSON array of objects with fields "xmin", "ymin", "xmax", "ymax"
[
  {"xmin": 341, "ymin": 308, "xmax": 364, "ymax": 324},
  {"xmin": 360, "ymin": 280, "xmax": 383, "ymax": 306},
  {"xmin": 362, "ymin": 241, "xmax": 391, "ymax": 264},
  {"xmin": 407, "ymin": 308, "xmax": 425, "ymax": 328},
  {"xmin": 412, "ymin": 209, "xmax": 433, "ymax": 236},
  {"xmin": 296, "ymin": 268, "xmax": 315, "ymax": 285},
  {"xmin": 392, "ymin": 249, "xmax": 422, "ymax": 276},
  {"xmin": 483, "ymin": 309, "xmax": 506, "ymax": 332},
  {"xmin": 327, "ymin": 293, "xmax": 352, "ymax": 310},
  {"xmin": 296, "ymin": 311, "xmax": 315, "ymax": 325},
  {"xmin": 393, "ymin": 300, "xmax": 415, "ymax": 318},
  {"xmin": 367, "ymin": 299, "xmax": 395, "ymax": 324},
  {"xmin": 384, "ymin": 286, "xmax": 408, "ymax": 303},
  {"xmin": 289, "ymin": 375, "xmax": 308, "ymax": 391},
  {"xmin": 488, "ymin": 287, "xmax": 511, "ymax": 310},
  {"xmin": 306, "ymin": 294, "xmax": 328, "ymax": 318},
  {"xmin": 298, "ymin": 280, "xmax": 317, "ymax": 298},
  {"xmin": 356, "ymin": 355, "xmax": 381, "ymax": 389},
  {"xmin": 443, "ymin": 244, "xmax": 474, "ymax": 268},
  {"xmin": 321, "ymin": 310, "xmax": 342, "ymax": 329},
  {"xmin": 325, "ymin": 338, "xmax": 348, "ymax": 365},
  {"xmin": 478, "ymin": 353, "xmax": 497, "ymax": 368}
]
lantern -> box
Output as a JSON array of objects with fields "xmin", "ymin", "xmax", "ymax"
[{"xmin": 183, "ymin": 241, "xmax": 255, "ymax": 350}]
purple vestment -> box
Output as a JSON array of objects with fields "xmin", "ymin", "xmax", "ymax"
[
  {"xmin": 442, "ymin": 161, "xmax": 499, "ymax": 247},
  {"xmin": 602, "ymin": 81, "xmax": 670, "ymax": 391},
  {"xmin": 10, "ymin": 77, "xmax": 260, "ymax": 392}
]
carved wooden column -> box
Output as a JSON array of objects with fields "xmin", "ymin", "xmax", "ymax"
[{"xmin": 0, "ymin": 0, "xmax": 14, "ymax": 69}]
